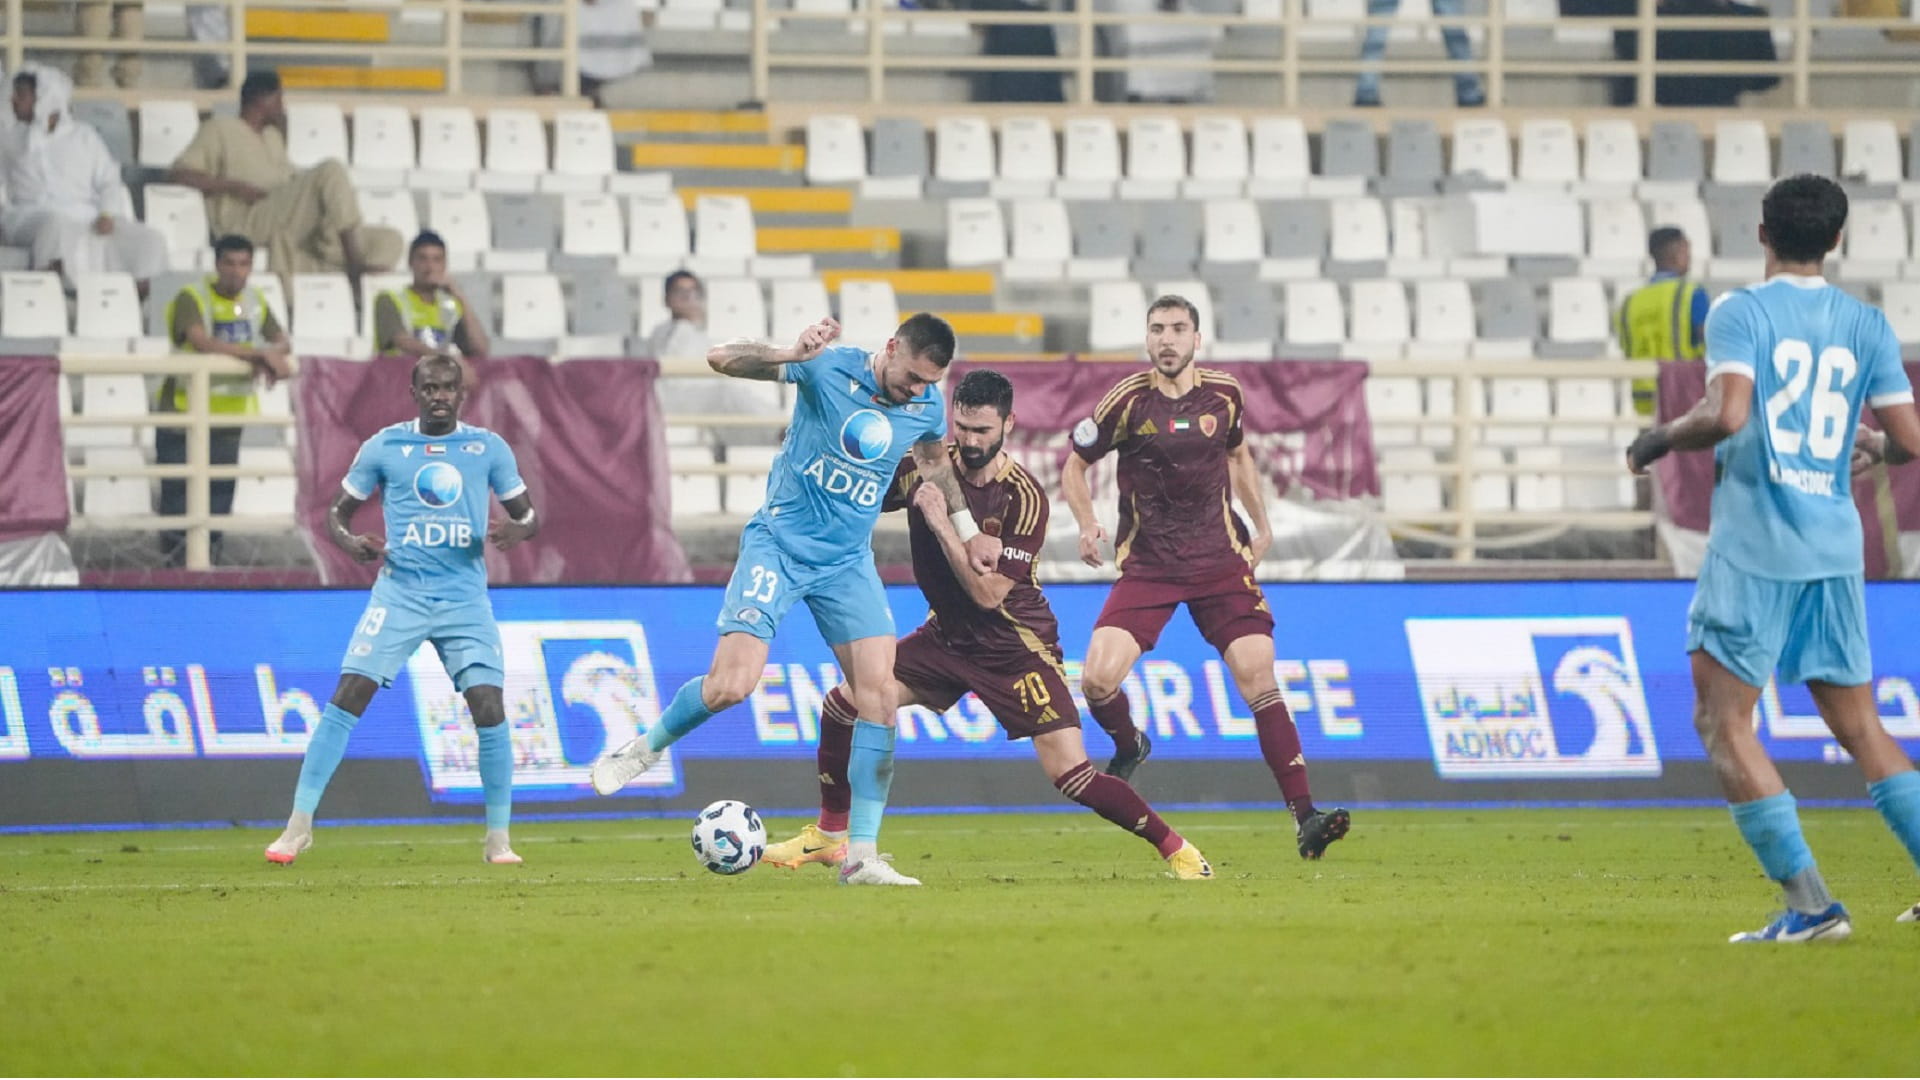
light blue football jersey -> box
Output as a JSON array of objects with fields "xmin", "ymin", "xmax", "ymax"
[
  {"xmin": 342, "ymin": 420, "xmax": 527, "ymax": 598},
  {"xmin": 1703, "ymin": 275, "xmax": 1913, "ymax": 581},
  {"xmin": 754, "ymin": 344, "xmax": 947, "ymax": 568}
]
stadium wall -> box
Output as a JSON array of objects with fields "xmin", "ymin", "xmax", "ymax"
[{"xmin": 3, "ymin": 582, "xmax": 1918, "ymax": 830}]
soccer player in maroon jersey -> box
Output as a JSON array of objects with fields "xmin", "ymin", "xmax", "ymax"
[
  {"xmin": 762, "ymin": 369, "xmax": 1215, "ymax": 879},
  {"xmin": 1062, "ymin": 295, "xmax": 1351, "ymax": 859}
]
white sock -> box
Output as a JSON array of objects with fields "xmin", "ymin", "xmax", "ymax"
[
  {"xmin": 846, "ymin": 840, "xmax": 878, "ymax": 865},
  {"xmin": 485, "ymin": 828, "xmax": 513, "ymax": 852},
  {"xmin": 819, "ymin": 826, "xmax": 848, "ymax": 840}
]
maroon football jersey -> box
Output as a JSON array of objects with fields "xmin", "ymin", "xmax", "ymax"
[
  {"xmin": 885, "ymin": 448, "xmax": 1061, "ymax": 659},
  {"xmin": 1071, "ymin": 368, "xmax": 1252, "ymax": 583}
]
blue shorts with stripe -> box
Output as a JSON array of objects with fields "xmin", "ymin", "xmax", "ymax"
[
  {"xmin": 715, "ymin": 518, "xmax": 894, "ymax": 645},
  {"xmin": 341, "ymin": 576, "xmax": 505, "ymax": 692}
]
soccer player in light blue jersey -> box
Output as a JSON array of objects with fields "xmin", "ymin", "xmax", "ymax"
[
  {"xmin": 590, "ymin": 314, "xmax": 1000, "ymax": 886},
  {"xmin": 265, "ymin": 355, "xmax": 540, "ymax": 866},
  {"xmin": 1628, "ymin": 175, "xmax": 1920, "ymax": 941}
]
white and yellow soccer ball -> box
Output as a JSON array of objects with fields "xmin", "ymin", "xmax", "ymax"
[{"xmin": 690, "ymin": 800, "xmax": 766, "ymax": 875}]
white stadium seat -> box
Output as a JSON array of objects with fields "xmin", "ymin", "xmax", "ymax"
[
  {"xmin": 350, "ymin": 104, "xmax": 416, "ymax": 186},
  {"xmin": 770, "ymin": 278, "xmax": 831, "ymax": 343},
  {"xmin": 137, "ymin": 100, "xmax": 200, "ymax": 169},
  {"xmin": 625, "ymin": 196, "xmax": 692, "ymax": 273},
  {"xmin": 1006, "ymin": 199, "xmax": 1072, "ymax": 280},
  {"xmin": 291, "ymin": 273, "xmax": 358, "ymax": 351},
  {"xmin": 550, "ymin": 110, "xmax": 617, "ymax": 188},
  {"xmin": 1518, "ymin": 120, "xmax": 1579, "ymax": 185},
  {"xmin": 1841, "ymin": 120, "xmax": 1904, "ymax": 185},
  {"xmin": 705, "ymin": 278, "xmax": 769, "ymax": 341},
  {"xmin": 1059, "ymin": 117, "xmax": 1121, "ymax": 198},
  {"xmin": 805, "ymin": 114, "xmax": 866, "ymax": 184},
  {"xmin": 501, "ymin": 274, "xmax": 566, "ymax": 340},
  {"xmin": 3, "ymin": 271, "xmax": 67, "ymax": 337},
  {"xmin": 946, "ymin": 198, "xmax": 1008, "ymax": 267},
  {"xmin": 73, "ymin": 273, "xmax": 143, "ymax": 340},
  {"xmin": 412, "ymin": 106, "xmax": 481, "ymax": 189},
  {"xmin": 1122, "ymin": 116, "xmax": 1186, "ymax": 198},
  {"xmin": 995, "ymin": 117, "xmax": 1058, "ymax": 195},
  {"xmin": 286, "ymin": 102, "xmax": 348, "ymax": 169},
  {"xmin": 934, "ymin": 116, "xmax": 995, "ymax": 183},
  {"xmin": 562, "ymin": 194, "xmax": 627, "ymax": 258},
  {"xmin": 481, "ymin": 109, "xmax": 548, "ymax": 190},
  {"xmin": 1283, "ymin": 281, "xmax": 1345, "ymax": 347},
  {"xmin": 358, "ymin": 189, "xmax": 423, "ymax": 254},
  {"xmin": 1248, "ymin": 116, "xmax": 1310, "ymax": 197},
  {"xmin": 1451, "ymin": 119, "xmax": 1513, "ymax": 182},
  {"xmin": 1187, "ymin": 116, "xmax": 1250, "ymax": 197},
  {"xmin": 1349, "ymin": 279, "xmax": 1411, "ymax": 360},
  {"xmin": 141, "ymin": 184, "xmax": 212, "ymax": 271},
  {"xmin": 838, "ymin": 280, "xmax": 900, "ymax": 351},
  {"xmin": 1581, "ymin": 120, "xmax": 1642, "ymax": 190},
  {"xmin": 1087, "ymin": 281, "xmax": 1147, "ymax": 352},
  {"xmin": 693, "ymin": 195, "xmax": 757, "ymax": 263},
  {"xmin": 1712, "ymin": 120, "xmax": 1771, "ymax": 184},
  {"xmin": 425, "ymin": 190, "xmax": 491, "ymax": 266}
]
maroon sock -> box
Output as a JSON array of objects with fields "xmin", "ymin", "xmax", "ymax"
[
  {"xmin": 816, "ymin": 686, "xmax": 856, "ymax": 833},
  {"xmin": 1054, "ymin": 760, "xmax": 1183, "ymax": 857},
  {"xmin": 1088, "ymin": 689, "xmax": 1143, "ymax": 754},
  {"xmin": 1250, "ymin": 689, "xmax": 1315, "ymax": 823}
]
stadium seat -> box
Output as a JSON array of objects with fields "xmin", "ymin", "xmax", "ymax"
[
  {"xmin": 480, "ymin": 109, "xmax": 548, "ymax": 191},
  {"xmin": 946, "ymin": 198, "xmax": 1008, "ymax": 267},
  {"xmin": 1186, "ymin": 116, "xmax": 1249, "ymax": 198},
  {"xmin": 1282, "ymin": 280, "xmax": 1345, "ymax": 350},
  {"xmin": 72, "ymin": 100, "xmax": 134, "ymax": 168},
  {"xmin": 668, "ymin": 445, "xmax": 723, "ymax": 516},
  {"xmin": 1543, "ymin": 278, "xmax": 1612, "ymax": 357},
  {"xmin": 286, "ymin": 102, "xmax": 349, "ymax": 170},
  {"xmin": 770, "ymin": 278, "xmax": 830, "ymax": 343},
  {"xmin": 426, "ymin": 189, "xmax": 492, "ymax": 266},
  {"xmin": 411, "ymin": 105, "xmax": 481, "ymax": 190},
  {"xmin": 1486, "ymin": 378, "xmax": 1550, "ymax": 446},
  {"xmin": 1712, "ymin": 120, "xmax": 1771, "ymax": 184},
  {"xmin": 838, "ymin": 280, "xmax": 899, "ymax": 351},
  {"xmin": 1881, "ymin": 282, "xmax": 1920, "ymax": 357},
  {"xmin": 73, "ymin": 375, "xmax": 147, "ymax": 452},
  {"xmin": 1582, "ymin": 119, "xmax": 1642, "ymax": 193},
  {"xmin": 1383, "ymin": 120, "xmax": 1442, "ymax": 197},
  {"xmin": 233, "ymin": 446, "xmax": 296, "ymax": 517},
  {"xmin": 2, "ymin": 271, "xmax": 67, "ymax": 340},
  {"xmin": 1841, "ymin": 120, "xmax": 1903, "ymax": 185},
  {"xmin": 1136, "ymin": 200, "xmax": 1202, "ymax": 278},
  {"xmin": 1474, "ymin": 278, "xmax": 1540, "ymax": 357},
  {"xmin": 1468, "ymin": 445, "xmax": 1512, "ymax": 512},
  {"xmin": 1517, "ymin": 120, "xmax": 1579, "ymax": 186},
  {"xmin": 722, "ymin": 445, "xmax": 780, "ymax": 513},
  {"xmin": 1645, "ymin": 195, "xmax": 1711, "ymax": 262},
  {"xmin": 561, "ymin": 193, "xmax": 626, "ymax": 260},
  {"xmin": 291, "ymin": 273, "xmax": 359, "ymax": 354},
  {"xmin": 549, "ymin": 110, "xmax": 616, "ymax": 192},
  {"xmin": 1005, "ymin": 199, "xmax": 1072, "ymax": 281},
  {"xmin": 141, "ymin": 184, "xmax": 212, "ymax": 271},
  {"xmin": 1317, "ymin": 120, "xmax": 1379, "ymax": 190},
  {"xmin": 1328, "ymin": 197, "xmax": 1389, "ymax": 274},
  {"xmin": 805, "ymin": 114, "xmax": 866, "ymax": 185},
  {"xmin": 1777, "ymin": 121, "xmax": 1835, "ymax": 179},
  {"xmin": 500, "ymin": 274, "xmax": 565, "ymax": 346},
  {"xmin": 1122, "ymin": 116, "xmax": 1186, "ymax": 199},
  {"xmin": 1259, "ymin": 198, "xmax": 1329, "ymax": 280},
  {"xmin": 356, "ymin": 272, "xmax": 410, "ymax": 339},
  {"xmin": 1365, "ymin": 376, "xmax": 1423, "ymax": 446},
  {"xmin": 1348, "ymin": 279, "xmax": 1411, "ymax": 360},
  {"xmin": 705, "ymin": 278, "xmax": 769, "ymax": 342},
  {"xmin": 1584, "ymin": 197, "xmax": 1648, "ymax": 278},
  {"xmin": 1379, "ymin": 446, "xmax": 1444, "ymax": 514},
  {"xmin": 934, "ymin": 116, "xmax": 995, "ymax": 185},
  {"xmin": 1450, "ymin": 119, "xmax": 1513, "ymax": 183},
  {"xmin": 73, "ymin": 273, "xmax": 145, "ymax": 342},
  {"xmin": 1201, "ymin": 198, "xmax": 1264, "ymax": 274},
  {"xmin": 1843, "ymin": 202, "xmax": 1908, "ymax": 281},
  {"xmin": 867, "ymin": 116, "xmax": 928, "ymax": 197},
  {"xmin": 1409, "ymin": 278, "xmax": 1474, "ymax": 360},
  {"xmin": 1066, "ymin": 200, "xmax": 1134, "ymax": 280},
  {"xmin": 625, "ymin": 196, "xmax": 691, "ymax": 274},
  {"xmin": 485, "ymin": 193, "xmax": 556, "ymax": 271},
  {"xmin": 571, "ymin": 274, "xmax": 635, "ymax": 339},
  {"xmin": 1247, "ymin": 116, "xmax": 1310, "ymax": 197},
  {"xmin": 1060, "ymin": 117, "xmax": 1121, "ymax": 199},
  {"xmin": 81, "ymin": 446, "xmax": 151, "ymax": 517},
  {"xmin": 349, "ymin": 105, "xmax": 415, "ymax": 187},
  {"xmin": 995, "ymin": 116, "xmax": 1058, "ymax": 197},
  {"xmin": 1645, "ymin": 122, "xmax": 1705, "ymax": 189},
  {"xmin": 692, "ymin": 194, "xmax": 757, "ymax": 271},
  {"xmin": 358, "ymin": 189, "xmax": 423, "ymax": 255},
  {"xmin": 1553, "ymin": 376, "xmax": 1626, "ymax": 446},
  {"xmin": 1212, "ymin": 281, "xmax": 1278, "ymax": 359},
  {"xmin": 137, "ymin": 100, "xmax": 200, "ymax": 170},
  {"xmin": 1513, "ymin": 445, "xmax": 1565, "ymax": 512},
  {"xmin": 1087, "ymin": 281, "xmax": 1147, "ymax": 351}
]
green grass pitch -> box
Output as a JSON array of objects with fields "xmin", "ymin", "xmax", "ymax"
[{"xmin": 4, "ymin": 809, "xmax": 1919, "ymax": 1076}]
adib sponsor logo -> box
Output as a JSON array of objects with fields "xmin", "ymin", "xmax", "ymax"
[
  {"xmin": 1405, "ymin": 617, "xmax": 1660, "ymax": 779},
  {"xmin": 801, "ymin": 409, "xmax": 893, "ymax": 507}
]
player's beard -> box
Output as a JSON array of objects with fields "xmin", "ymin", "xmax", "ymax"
[
  {"xmin": 1151, "ymin": 346, "xmax": 1195, "ymax": 379},
  {"xmin": 958, "ymin": 435, "xmax": 1004, "ymax": 473}
]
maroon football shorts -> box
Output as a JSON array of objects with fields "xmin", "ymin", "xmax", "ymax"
[
  {"xmin": 1094, "ymin": 568, "xmax": 1275, "ymax": 653},
  {"xmin": 893, "ymin": 627, "xmax": 1079, "ymax": 741}
]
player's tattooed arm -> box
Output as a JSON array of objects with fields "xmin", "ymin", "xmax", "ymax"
[
  {"xmin": 707, "ymin": 317, "xmax": 842, "ymax": 381},
  {"xmin": 914, "ymin": 484, "xmax": 1015, "ymax": 609},
  {"xmin": 1626, "ymin": 371, "xmax": 1752, "ymax": 474},
  {"xmin": 328, "ymin": 490, "xmax": 386, "ymax": 563},
  {"xmin": 912, "ymin": 436, "xmax": 999, "ymax": 574},
  {"xmin": 489, "ymin": 493, "xmax": 539, "ymax": 550},
  {"xmin": 1227, "ymin": 442, "xmax": 1273, "ymax": 567}
]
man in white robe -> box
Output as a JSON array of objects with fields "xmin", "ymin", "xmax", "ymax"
[{"xmin": 0, "ymin": 65, "xmax": 168, "ymax": 291}]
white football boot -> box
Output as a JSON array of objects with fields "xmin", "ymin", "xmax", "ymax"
[
  {"xmin": 838, "ymin": 854, "xmax": 921, "ymax": 886},
  {"xmin": 590, "ymin": 737, "xmax": 661, "ymax": 796}
]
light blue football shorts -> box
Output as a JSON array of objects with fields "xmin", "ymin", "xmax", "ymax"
[
  {"xmin": 716, "ymin": 518, "xmax": 894, "ymax": 646},
  {"xmin": 1686, "ymin": 549, "xmax": 1871, "ymax": 688},
  {"xmin": 341, "ymin": 576, "xmax": 505, "ymax": 692}
]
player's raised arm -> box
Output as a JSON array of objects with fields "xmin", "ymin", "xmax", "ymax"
[
  {"xmin": 912, "ymin": 483, "xmax": 1015, "ymax": 609},
  {"xmin": 911, "ymin": 436, "xmax": 1000, "ymax": 573},
  {"xmin": 707, "ymin": 317, "xmax": 841, "ymax": 381},
  {"xmin": 327, "ymin": 489, "xmax": 385, "ymax": 563}
]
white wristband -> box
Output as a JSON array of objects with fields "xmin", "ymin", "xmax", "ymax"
[
  {"xmin": 513, "ymin": 506, "xmax": 536, "ymax": 527},
  {"xmin": 949, "ymin": 510, "xmax": 980, "ymax": 542}
]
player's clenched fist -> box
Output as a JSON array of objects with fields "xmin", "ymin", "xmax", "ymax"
[
  {"xmin": 1078, "ymin": 523, "xmax": 1107, "ymax": 568},
  {"xmin": 792, "ymin": 317, "xmax": 842, "ymax": 361},
  {"xmin": 912, "ymin": 480, "xmax": 947, "ymax": 518}
]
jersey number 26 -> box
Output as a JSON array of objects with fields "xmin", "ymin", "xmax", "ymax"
[{"xmin": 1764, "ymin": 340, "xmax": 1857, "ymax": 462}]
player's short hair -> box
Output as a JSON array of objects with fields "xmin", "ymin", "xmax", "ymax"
[
  {"xmin": 212, "ymin": 234, "xmax": 253, "ymax": 259},
  {"xmin": 1647, "ymin": 226, "xmax": 1688, "ymax": 263},
  {"xmin": 952, "ymin": 369, "xmax": 1014, "ymax": 418},
  {"xmin": 12, "ymin": 71, "xmax": 34, "ymax": 91},
  {"xmin": 409, "ymin": 230, "xmax": 447, "ymax": 258},
  {"xmin": 894, "ymin": 312, "xmax": 956, "ymax": 367},
  {"xmin": 663, "ymin": 270, "xmax": 701, "ymax": 298},
  {"xmin": 411, "ymin": 352, "xmax": 461, "ymax": 387},
  {"xmin": 1148, "ymin": 294, "xmax": 1201, "ymax": 328},
  {"xmin": 240, "ymin": 71, "xmax": 281, "ymax": 109},
  {"xmin": 1763, "ymin": 174, "xmax": 1849, "ymax": 264}
]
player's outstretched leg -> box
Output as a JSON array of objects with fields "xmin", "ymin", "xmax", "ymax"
[
  {"xmin": 1222, "ymin": 635, "xmax": 1349, "ymax": 858},
  {"xmin": 764, "ymin": 685, "xmax": 854, "ymax": 869},
  {"xmin": 1036, "ymin": 730, "xmax": 1209, "ymax": 879},
  {"xmin": 468, "ymin": 687, "xmax": 520, "ymax": 865},
  {"xmin": 1805, "ymin": 680, "xmax": 1920, "ymax": 924},
  {"xmin": 267, "ymin": 676, "xmax": 375, "ymax": 864},
  {"xmin": 1691, "ymin": 653, "xmax": 1849, "ymax": 942}
]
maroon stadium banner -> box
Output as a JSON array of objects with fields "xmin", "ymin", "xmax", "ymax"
[
  {"xmin": 0, "ymin": 356, "xmax": 70, "ymax": 542},
  {"xmin": 294, "ymin": 355, "xmax": 692, "ymax": 586},
  {"xmin": 1655, "ymin": 361, "xmax": 1920, "ymax": 578},
  {"xmin": 947, "ymin": 358, "xmax": 1380, "ymax": 500}
]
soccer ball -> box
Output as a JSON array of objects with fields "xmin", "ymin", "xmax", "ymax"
[{"xmin": 690, "ymin": 800, "xmax": 766, "ymax": 875}]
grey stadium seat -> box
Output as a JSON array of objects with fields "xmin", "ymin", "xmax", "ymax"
[
  {"xmin": 572, "ymin": 275, "xmax": 636, "ymax": 337},
  {"xmin": 870, "ymin": 117, "xmax": 929, "ymax": 179},
  {"xmin": 72, "ymin": 100, "xmax": 134, "ymax": 168},
  {"xmin": 1259, "ymin": 199, "xmax": 1330, "ymax": 261},
  {"xmin": 1135, "ymin": 200, "xmax": 1202, "ymax": 277},
  {"xmin": 1319, "ymin": 120, "xmax": 1380, "ymax": 180},
  {"xmin": 1706, "ymin": 194, "xmax": 1764, "ymax": 259},
  {"xmin": 487, "ymin": 193, "xmax": 559, "ymax": 254},
  {"xmin": 1909, "ymin": 121, "xmax": 1920, "ymax": 187},
  {"xmin": 1067, "ymin": 201, "xmax": 1136, "ymax": 260},
  {"xmin": 1646, "ymin": 123, "xmax": 1704, "ymax": 183},
  {"xmin": 1214, "ymin": 283, "xmax": 1280, "ymax": 351},
  {"xmin": 1777, "ymin": 121, "xmax": 1836, "ymax": 178},
  {"xmin": 1382, "ymin": 120, "xmax": 1443, "ymax": 197},
  {"xmin": 1476, "ymin": 279, "xmax": 1541, "ymax": 342},
  {"xmin": 453, "ymin": 272, "xmax": 499, "ymax": 337}
]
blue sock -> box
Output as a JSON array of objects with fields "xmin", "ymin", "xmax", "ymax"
[
  {"xmin": 1868, "ymin": 769, "xmax": 1920, "ymax": 870},
  {"xmin": 1729, "ymin": 790, "xmax": 1816, "ymax": 883},
  {"xmin": 847, "ymin": 720, "xmax": 897, "ymax": 845},
  {"xmin": 292, "ymin": 704, "xmax": 360, "ymax": 816},
  {"xmin": 646, "ymin": 676, "xmax": 715, "ymax": 753},
  {"xmin": 476, "ymin": 723, "xmax": 513, "ymax": 832}
]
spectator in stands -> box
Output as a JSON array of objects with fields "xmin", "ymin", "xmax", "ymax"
[
  {"xmin": 536, "ymin": 0, "xmax": 652, "ymax": 106},
  {"xmin": 1353, "ymin": 0, "xmax": 1486, "ymax": 107},
  {"xmin": 643, "ymin": 271, "xmax": 709, "ymax": 359},
  {"xmin": 75, "ymin": 0, "xmax": 142, "ymax": 89},
  {"xmin": 373, "ymin": 231, "xmax": 490, "ymax": 364},
  {"xmin": 0, "ymin": 66, "xmax": 168, "ymax": 294},
  {"xmin": 168, "ymin": 71, "xmax": 402, "ymax": 289},
  {"xmin": 156, "ymin": 234, "xmax": 293, "ymax": 567},
  {"xmin": 1616, "ymin": 225, "xmax": 1709, "ymax": 417}
]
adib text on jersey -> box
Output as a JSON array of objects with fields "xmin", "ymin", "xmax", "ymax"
[
  {"xmin": 1703, "ymin": 275, "xmax": 1914, "ymax": 580},
  {"xmin": 757, "ymin": 345, "xmax": 947, "ymax": 568},
  {"xmin": 342, "ymin": 420, "xmax": 527, "ymax": 597}
]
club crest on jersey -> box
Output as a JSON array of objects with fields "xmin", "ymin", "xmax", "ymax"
[
  {"xmin": 839, "ymin": 409, "xmax": 894, "ymax": 462},
  {"xmin": 982, "ymin": 516, "xmax": 1003, "ymax": 537},
  {"xmin": 414, "ymin": 461, "xmax": 464, "ymax": 508},
  {"xmin": 1199, "ymin": 415, "xmax": 1218, "ymax": 437}
]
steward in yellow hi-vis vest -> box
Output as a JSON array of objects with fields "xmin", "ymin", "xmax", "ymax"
[
  {"xmin": 373, "ymin": 230, "xmax": 488, "ymax": 361},
  {"xmin": 1617, "ymin": 226, "xmax": 1710, "ymax": 417}
]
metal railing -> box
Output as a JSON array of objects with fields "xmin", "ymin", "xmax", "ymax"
[
  {"xmin": 3, "ymin": 0, "xmax": 579, "ymax": 102},
  {"xmin": 748, "ymin": 0, "xmax": 1920, "ymax": 111}
]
